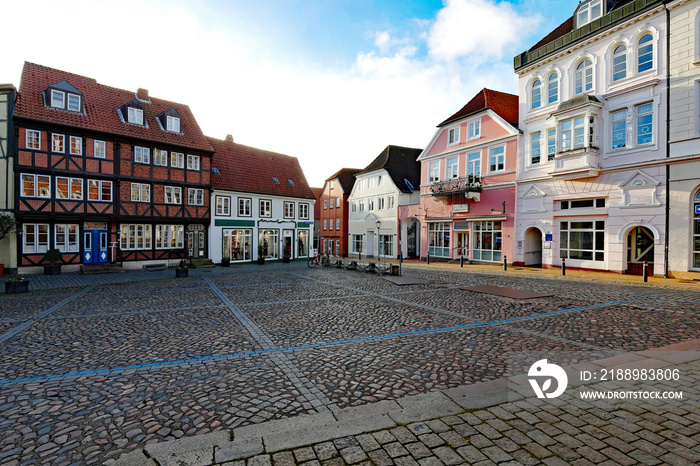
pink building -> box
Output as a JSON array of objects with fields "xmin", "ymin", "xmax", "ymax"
[{"xmin": 400, "ymin": 89, "xmax": 519, "ymax": 263}]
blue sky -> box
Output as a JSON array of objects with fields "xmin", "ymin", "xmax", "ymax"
[{"xmin": 4, "ymin": 0, "xmax": 576, "ymax": 186}]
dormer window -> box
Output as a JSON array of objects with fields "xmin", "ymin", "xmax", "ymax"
[
  {"xmin": 50, "ymin": 89, "xmax": 81, "ymax": 112},
  {"xmin": 576, "ymin": 0, "xmax": 603, "ymax": 28},
  {"xmin": 128, "ymin": 107, "xmax": 144, "ymax": 125},
  {"xmin": 67, "ymin": 94, "xmax": 81, "ymax": 112},
  {"xmin": 166, "ymin": 116, "xmax": 180, "ymax": 133},
  {"xmin": 51, "ymin": 90, "xmax": 65, "ymax": 108}
]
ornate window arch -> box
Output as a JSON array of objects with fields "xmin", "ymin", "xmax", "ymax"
[{"xmin": 531, "ymin": 78, "xmax": 542, "ymax": 110}]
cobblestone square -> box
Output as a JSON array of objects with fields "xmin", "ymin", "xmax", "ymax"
[{"xmin": 0, "ymin": 262, "xmax": 698, "ymax": 465}]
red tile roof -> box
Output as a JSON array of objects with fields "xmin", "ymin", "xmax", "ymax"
[
  {"xmin": 208, "ymin": 136, "xmax": 314, "ymax": 200},
  {"xmin": 310, "ymin": 187, "xmax": 323, "ymax": 218},
  {"xmin": 438, "ymin": 88, "xmax": 519, "ymax": 128},
  {"xmin": 14, "ymin": 62, "xmax": 212, "ymax": 152}
]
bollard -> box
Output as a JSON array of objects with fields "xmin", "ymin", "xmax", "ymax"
[
  {"xmin": 562, "ymin": 258, "xmax": 566, "ymax": 276},
  {"xmin": 460, "ymin": 255, "xmax": 464, "ymax": 268},
  {"xmin": 427, "ymin": 253, "xmax": 430, "ymax": 265},
  {"xmin": 504, "ymin": 255, "xmax": 507, "ymax": 272},
  {"xmin": 643, "ymin": 261, "xmax": 648, "ymax": 282},
  {"xmin": 358, "ymin": 252, "xmax": 361, "ymax": 262}
]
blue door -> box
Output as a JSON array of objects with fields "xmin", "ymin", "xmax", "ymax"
[{"xmin": 84, "ymin": 230, "xmax": 108, "ymax": 265}]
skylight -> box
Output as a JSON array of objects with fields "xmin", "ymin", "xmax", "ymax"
[
  {"xmin": 212, "ymin": 168, "xmax": 221, "ymax": 175},
  {"xmin": 288, "ymin": 179, "xmax": 295, "ymax": 186},
  {"xmin": 273, "ymin": 177, "xmax": 280, "ymax": 184}
]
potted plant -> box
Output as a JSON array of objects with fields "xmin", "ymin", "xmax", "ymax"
[
  {"xmin": 5, "ymin": 275, "xmax": 29, "ymax": 294},
  {"xmin": 176, "ymin": 259, "xmax": 189, "ymax": 278},
  {"xmin": 282, "ymin": 244, "xmax": 291, "ymax": 263},
  {"xmin": 0, "ymin": 213, "xmax": 16, "ymax": 276},
  {"xmin": 257, "ymin": 245, "xmax": 265, "ymax": 265},
  {"xmin": 221, "ymin": 257, "xmax": 231, "ymax": 267},
  {"xmin": 42, "ymin": 248, "xmax": 63, "ymax": 275}
]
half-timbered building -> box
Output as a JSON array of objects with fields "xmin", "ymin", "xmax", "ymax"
[{"xmin": 12, "ymin": 62, "xmax": 212, "ymax": 272}]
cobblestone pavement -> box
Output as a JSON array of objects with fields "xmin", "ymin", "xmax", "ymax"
[{"xmin": 0, "ymin": 262, "xmax": 699, "ymax": 465}]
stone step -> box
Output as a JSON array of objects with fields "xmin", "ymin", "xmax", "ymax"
[
  {"xmin": 80, "ymin": 264, "xmax": 126, "ymax": 275},
  {"xmin": 190, "ymin": 259, "xmax": 215, "ymax": 268}
]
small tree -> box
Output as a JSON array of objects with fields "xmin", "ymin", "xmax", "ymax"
[{"xmin": 0, "ymin": 213, "xmax": 15, "ymax": 242}]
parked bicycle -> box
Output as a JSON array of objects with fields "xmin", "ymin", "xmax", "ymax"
[{"xmin": 307, "ymin": 251, "xmax": 330, "ymax": 268}]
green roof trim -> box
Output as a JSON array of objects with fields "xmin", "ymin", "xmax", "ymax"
[{"xmin": 215, "ymin": 219, "xmax": 255, "ymax": 227}]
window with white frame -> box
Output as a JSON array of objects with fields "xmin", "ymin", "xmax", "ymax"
[
  {"xmin": 448, "ymin": 126, "xmax": 460, "ymax": 145},
  {"xmin": 164, "ymin": 186, "xmax": 182, "ymax": 204},
  {"xmin": 187, "ymin": 154, "xmax": 200, "ymax": 170},
  {"xmin": 67, "ymin": 93, "xmax": 81, "ymax": 112},
  {"xmin": 23, "ymin": 224, "xmax": 49, "ymax": 253},
  {"xmin": 55, "ymin": 224, "xmax": 79, "ymax": 252},
  {"xmin": 446, "ymin": 157, "xmax": 459, "ymax": 179},
  {"xmin": 134, "ymin": 146, "xmax": 150, "ymax": 164},
  {"xmin": 351, "ymin": 201, "xmax": 357, "ymax": 213},
  {"xmin": 488, "ymin": 146, "xmax": 505, "ymax": 173},
  {"xmin": 368, "ymin": 177, "xmax": 375, "ymax": 188},
  {"xmin": 131, "ymin": 183, "xmax": 150, "ymax": 202},
  {"xmin": 88, "ymin": 180, "xmax": 112, "ymax": 202},
  {"xmin": 352, "ymin": 234, "xmax": 363, "ymax": 253},
  {"xmin": 612, "ymin": 44, "xmax": 627, "ymax": 81},
  {"xmin": 378, "ymin": 175, "xmax": 385, "ymax": 186},
  {"xmin": 636, "ymin": 102, "xmax": 653, "ymax": 145},
  {"xmin": 530, "ymin": 132, "xmax": 541, "ymax": 165},
  {"xmin": 154, "ymin": 149, "xmax": 168, "ymax": 166},
  {"xmin": 379, "ymin": 234, "xmax": 393, "ymax": 256},
  {"xmin": 428, "ymin": 161, "xmax": 440, "ymax": 182},
  {"xmin": 284, "ymin": 201, "xmax": 294, "ymax": 218},
  {"xmin": 299, "ymin": 203, "xmax": 309, "ymax": 219},
  {"xmin": 55, "ymin": 176, "xmax": 82, "ymax": 200},
  {"xmin": 473, "ymin": 221, "xmax": 503, "ymax": 262},
  {"xmin": 260, "ymin": 199, "xmax": 271, "ymax": 217},
  {"xmin": 323, "ymin": 219, "xmax": 327, "ymax": 230},
  {"xmin": 329, "ymin": 180, "xmax": 334, "ymax": 190},
  {"xmin": 336, "ymin": 197, "xmax": 340, "ymax": 208},
  {"xmin": 612, "ymin": 109, "xmax": 627, "ymax": 149},
  {"xmin": 26, "ymin": 129, "xmax": 41, "ymax": 149},
  {"xmin": 368, "ymin": 199, "xmax": 375, "ymax": 211},
  {"xmin": 546, "ymin": 129, "xmax": 556, "ymax": 161},
  {"xmin": 238, "ymin": 198, "xmax": 251, "ymax": 216},
  {"xmin": 50, "ymin": 90, "xmax": 65, "ymax": 109},
  {"xmin": 335, "ymin": 218, "xmax": 340, "ymax": 230},
  {"xmin": 575, "ymin": 59, "xmax": 593, "ymax": 94},
  {"xmin": 171, "ymin": 152, "xmax": 184, "ymax": 168},
  {"xmin": 94, "ymin": 140, "xmax": 106, "ymax": 159},
  {"xmin": 216, "ymin": 196, "xmax": 230, "ymax": 216},
  {"xmin": 548, "ymin": 73, "xmax": 559, "ymax": 104},
  {"xmin": 128, "ymin": 107, "xmax": 144, "ymax": 125},
  {"xmin": 70, "ymin": 136, "xmax": 82, "ymax": 155},
  {"xmin": 576, "ymin": 0, "xmax": 602, "ymax": 27},
  {"xmin": 428, "ymin": 222, "xmax": 450, "ymax": 257},
  {"xmin": 378, "ymin": 197, "xmax": 385, "ymax": 210},
  {"xmin": 560, "ymin": 116, "xmax": 586, "ymax": 151},
  {"xmin": 387, "ymin": 196, "xmax": 395, "ymax": 209},
  {"xmin": 120, "ymin": 224, "xmax": 152, "ymax": 250},
  {"xmin": 359, "ymin": 201, "xmax": 365, "ymax": 212},
  {"xmin": 560, "ymin": 198, "xmax": 606, "ymax": 210},
  {"xmin": 467, "ymin": 119, "xmax": 480, "ymax": 140},
  {"xmin": 468, "ymin": 152, "xmax": 481, "ymax": 177},
  {"xmin": 166, "ymin": 115, "xmax": 180, "ymax": 132},
  {"xmin": 637, "ymin": 34, "xmax": 653, "ymax": 73},
  {"xmin": 560, "ymin": 220, "xmax": 605, "ymax": 261},
  {"xmin": 188, "ymin": 188, "xmax": 204, "ymax": 206},
  {"xmin": 52, "ymin": 134, "xmax": 65, "ymax": 153},
  {"xmin": 21, "ymin": 174, "xmax": 51, "ymax": 198},
  {"xmin": 531, "ymin": 79, "xmax": 542, "ymax": 109},
  {"xmin": 323, "ymin": 199, "xmax": 328, "ymax": 209},
  {"xmin": 156, "ymin": 225, "xmax": 184, "ymax": 249}
]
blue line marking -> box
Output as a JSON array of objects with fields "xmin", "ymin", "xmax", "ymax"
[{"xmin": 0, "ymin": 297, "xmax": 641, "ymax": 385}]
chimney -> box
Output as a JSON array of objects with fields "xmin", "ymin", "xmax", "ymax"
[
  {"xmin": 137, "ymin": 88, "xmax": 149, "ymax": 101},
  {"xmin": 225, "ymin": 134, "xmax": 234, "ymax": 143}
]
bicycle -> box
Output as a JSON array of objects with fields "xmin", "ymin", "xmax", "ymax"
[{"xmin": 308, "ymin": 251, "xmax": 330, "ymax": 268}]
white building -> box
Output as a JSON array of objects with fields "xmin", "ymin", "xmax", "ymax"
[
  {"xmin": 668, "ymin": 0, "xmax": 700, "ymax": 279},
  {"xmin": 208, "ymin": 136, "xmax": 315, "ymax": 264},
  {"xmin": 347, "ymin": 145, "xmax": 421, "ymax": 259},
  {"xmin": 513, "ymin": 0, "xmax": 668, "ymax": 276}
]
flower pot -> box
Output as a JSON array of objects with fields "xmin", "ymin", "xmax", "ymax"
[
  {"xmin": 5, "ymin": 280, "xmax": 29, "ymax": 294},
  {"xmin": 175, "ymin": 268, "xmax": 189, "ymax": 278},
  {"xmin": 221, "ymin": 259, "xmax": 231, "ymax": 267},
  {"xmin": 43, "ymin": 264, "xmax": 62, "ymax": 275},
  {"xmin": 282, "ymin": 256, "xmax": 290, "ymax": 263},
  {"xmin": 257, "ymin": 257, "xmax": 265, "ymax": 265}
]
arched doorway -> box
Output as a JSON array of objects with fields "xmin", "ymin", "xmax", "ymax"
[
  {"xmin": 626, "ymin": 226, "xmax": 654, "ymax": 275},
  {"xmin": 524, "ymin": 227, "xmax": 543, "ymax": 267}
]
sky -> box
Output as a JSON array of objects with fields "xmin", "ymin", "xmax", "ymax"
[{"xmin": 3, "ymin": 0, "xmax": 576, "ymax": 187}]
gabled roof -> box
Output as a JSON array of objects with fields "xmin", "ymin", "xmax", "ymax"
[
  {"xmin": 326, "ymin": 167, "xmax": 362, "ymax": 194},
  {"xmin": 14, "ymin": 62, "xmax": 211, "ymax": 152},
  {"xmin": 357, "ymin": 145, "xmax": 422, "ymax": 193},
  {"xmin": 208, "ymin": 136, "xmax": 314, "ymax": 200},
  {"xmin": 310, "ymin": 187, "xmax": 323, "ymax": 218},
  {"xmin": 438, "ymin": 88, "xmax": 518, "ymax": 128}
]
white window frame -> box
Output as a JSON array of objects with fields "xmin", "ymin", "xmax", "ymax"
[
  {"xmin": 637, "ymin": 33, "xmax": 654, "ymax": 74},
  {"xmin": 336, "ymin": 197, "xmax": 340, "ymax": 208},
  {"xmin": 188, "ymin": 188, "xmax": 204, "ymax": 206},
  {"xmin": 187, "ymin": 154, "xmax": 201, "ymax": 170},
  {"xmin": 51, "ymin": 90, "xmax": 65, "ymax": 109},
  {"xmin": 468, "ymin": 152, "xmax": 481, "ymax": 177},
  {"xmin": 216, "ymin": 196, "xmax": 231, "ymax": 216},
  {"xmin": 171, "ymin": 152, "xmax": 185, "ymax": 169},
  {"xmin": 574, "ymin": 59, "xmax": 594, "ymax": 95},
  {"xmin": 134, "ymin": 146, "xmax": 150, "ymax": 164},
  {"xmin": 531, "ymin": 79, "xmax": 542, "ymax": 110},
  {"xmin": 447, "ymin": 126, "xmax": 460, "ymax": 145},
  {"xmin": 576, "ymin": 0, "xmax": 602, "ymax": 27},
  {"xmin": 387, "ymin": 196, "xmax": 395, "ymax": 209},
  {"xmin": 611, "ymin": 109, "xmax": 627, "ymax": 149},
  {"xmin": 636, "ymin": 102, "xmax": 653, "ymax": 146},
  {"xmin": 352, "ymin": 234, "xmax": 363, "ymax": 253},
  {"xmin": 20, "ymin": 173, "xmax": 51, "ymax": 198},
  {"xmin": 547, "ymin": 72, "xmax": 559, "ymax": 104},
  {"xmin": 559, "ymin": 219, "xmax": 605, "ymax": 262},
  {"xmin": 260, "ymin": 199, "xmax": 272, "ymax": 217},
  {"xmin": 378, "ymin": 197, "xmax": 385, "ymax": 210},
  {"xmin": 154, "ymin": 149, "xmax": 168, "ymax": 166},
  {"xmin": 87, "ymin": 179, "xmax": 112, "ymax": 202},
  {"xmin": 238, "ymin": 197, "xmax": 251, "ymax": 217},
  {"xmin": 546, "ymin": 128, "xmax": 556, "ymax": 161},
  {"xmin": 284, "ymin": 201, "xmax": 295, "ymax": 219},
  {"xmin": 428, "ymin": 161, "xmax": 440, "ymax": 183},
  {"xmin": 67, "ymin": 94, "xmax": 81, "ymax": 112},
  {"xmin": 52, "ymin": 133, "xmax": 65, "ymax": 153},
  {"xmin": 164, "ymin": 186, "xmax": 182, "ymax": 204},
  {"xmin": 55, "ymin": 176, "xmax": 83, "ymax": 200},
  {"xmin": 131, "ymin": 183, "xmax": 151, "ymax": 202},
  {"xmin": 323, "ymin": 199, "xmax": 328, "ymax": 209},
  {"xmin": 336, "ymin": 218, "xmax": 340, "ymax": 230},
  {"xmin": 94, "ymin": 140, "xmax": 106, "ymax": 159},
  {"xmin": 612, "ymin": 43, "xmax": 627, "ymax": 82},
  {"xmin": 26, "ymin": 129, "xmax": 41, "ymax": 150},
  {"xmin": 120, "ymin": 224, "xmax": 152, "ymax": 250},
  {"xmin": 166, "ymin": 116, "xmax": 181, "ymax": 132},
  {"xmin": 530, "ymin": 132, "xmax": 541, "ymax": 165},
  {"xmin": 299, "ymin": 203, "xmax": 309, "ymax": 220},
  {"xmin": 323, "ymin": 219, "xmax": 328, "ymax": 230},
  {"xmin": 70, "ymin": 136, "xmax": 82, "ymax": 155},
  {"xmin": 128, "ymin": 107, "xmax": 144, "ymax": 125},
  {"xmin": 22, "ymin": 223, "xmax": 50, "ymax": 254},
  {"xmin": 446, "ymin": 156, "xmax": 459, "ymax": 179},
  {"xmin": 55, "ymin": 224, "xmax": 79, "ymax": 253},
  {"xmin": 488, "ymin": 146, "xmax": 505, "ymax": 173},
  {"xmin": 467, "ymin": 119, "xmax": 480, "ymax": 140},
  {"xmin": 156, "ymin": 225, "xmax": 184, "ymax": 249}
]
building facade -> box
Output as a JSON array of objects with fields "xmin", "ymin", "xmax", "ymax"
[
  {"xmin": 1, "ymin": 84, "xmax": 17, "ymax": 273},
  {"xmin": 319, "ymin": 168, "xmax": 360, "ymax": 257},
  {"xmin": 347, "ymin": 145, "xmax": 421, "ymax": 259},
  {"xmin": 668, "ymin": 0, "xmax": 700, "ymax": 279},
  {"xmin": 402, "ymin": 89, "xmax": 518, "ymax": 263},
  {"xmin": 208, "ymin": 135, "xmax": 315, "ymax": 264},
  {"xmin": 513, "ymin": 0, "xmax": 668, "ymax": 275},
  {"xmin": 12, "ymin": 63, "xmax": 212, "ymax": 273}
]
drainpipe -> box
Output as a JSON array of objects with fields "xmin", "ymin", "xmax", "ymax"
[{"xmin": 664, "ymin": 4, "xmax": 670, "ymax": 279}]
